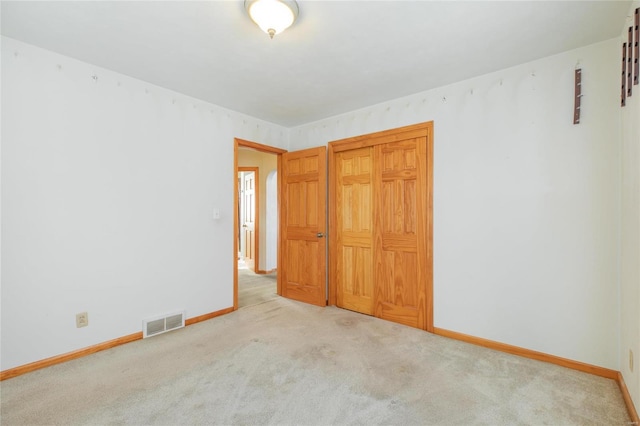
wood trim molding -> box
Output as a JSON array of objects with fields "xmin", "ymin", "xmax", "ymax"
[
  {"xmin": 0, "ymin": 332, "xmax": 143, "ymax": 381},
  {"xmin": 327, "ymin": 142, "xmax": 338, "ymax": 307},
  {"xmin": 330, "ymin": 122, "xmax": 432, "ymax": 153},
  {"xmin": 184, "ymin": 306, "xmax": 234, "ymax": 326},
  {"xmin": 435, "ymin": 327, "xmax": 639, "ymax": 421},
  {"xmin": 617, "ymin": 372, "xmax": 640, "ymax": 424},
  {"xmin": 1, "ymin": 307, "xmax": 234, "ymax": 381},
  {"xmin": 234, "ymin": 139, "xmax": 239, "ymax": 310},
  {"xmin": 424, "ymin": 124, "xmax": 434, "ymax": 333},
  {"xmin": 236, "ymin": 138, "xmax": 287, "ymax": 154},
  {"xmin": 276, "ymin": 155, "xmax": 283, "ymax": 296},
  {"xmin": 433, "ymin": 327, "xmax": 619, "ymax": 379}
]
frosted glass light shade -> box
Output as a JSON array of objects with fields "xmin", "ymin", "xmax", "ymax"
[{"xmin": 245, "ymin": 0, "xmax": 299, "ymax": 39}]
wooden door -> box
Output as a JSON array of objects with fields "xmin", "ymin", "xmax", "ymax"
[
  {"xmin": 335, "ymin": 147, "xmax": 374, "ymax": 314},
  {"xmin": 241, "ymin": 171, "xmax": 256, "ymax": 270},
  {"xmin": 280, "ymin": 146, "xmax": 327, "ymax": 307},
  {"xmin": 374, "ymin": 137, "xmax": 428, "ymax": 329}
]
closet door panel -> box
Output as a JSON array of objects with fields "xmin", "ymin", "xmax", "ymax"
[
  {"xmin": 336, "ymin": 147, "xmax": 374, "ymax": 315},
  {"xmin": 374, "ymin": 138, "xmax": 428, "ymax": 329}
]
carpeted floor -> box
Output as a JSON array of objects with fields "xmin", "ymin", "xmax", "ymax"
[
  {"xmin": 238, "ymin": 268, "xmax": 277, "ymax": 308},
  {"xmin": 0, "ymin": 297, "xmax": 631, "ymax": 425}
]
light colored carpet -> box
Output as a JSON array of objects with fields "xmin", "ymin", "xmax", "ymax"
[
  {"xmin": 0, "ymin": 297, "xmax": 630, "ymax": 425},
  {"xmin": 238, "ymin": 268, "xmax": 277, "ymax": 308}
]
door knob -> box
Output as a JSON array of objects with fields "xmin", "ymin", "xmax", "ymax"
[{"xmin": 316, "ymin": 232, "xmax": 325, "ymax": 238}]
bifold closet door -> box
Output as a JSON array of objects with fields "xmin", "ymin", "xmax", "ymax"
[
  {"xmin": 335, "ymin": 147, "xmax": 374, "ymax": 315},
  {"xmin": 335, "ymin": 132, "xmax": 429, "ymax": 330},
  {"xmin": 373, "ymin": 138, "xmax": 428, "ymax": 330}
]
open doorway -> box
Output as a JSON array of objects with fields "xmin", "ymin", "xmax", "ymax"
[
  {"xmin": 234, "ymin": 139, "xmax": 287, "ymax": 310},
  {"xmin": 238, "ymin": 168, "xmax": 258, "ymax": 272}
]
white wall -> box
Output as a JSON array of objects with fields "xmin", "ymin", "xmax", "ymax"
[
  {"xmin": 265, "ymin": 170, "xmax": 278, "ymax": 271},
  {"xmin": 290, "ymin": 39, "xmax": 622, "ymax": 370},
  {"xmin": 0, "ymin": 37, "xmax": 288, "ymax": 371},
  {"xmin": 619, "ymin": 0, "xmax": 640, "ymax": 409},
  {"xmin": 238, "ymin": 149, "xmax": 278, "ymax": 272}
]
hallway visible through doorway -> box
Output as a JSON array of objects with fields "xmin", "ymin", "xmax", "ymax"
[
  {"xmin": 234, "ymin": 138, "xmax": 286, "ymax": 310},
  {"xmin": 238, "ymin": 257, "xmax": 277, "ymax": 308}
]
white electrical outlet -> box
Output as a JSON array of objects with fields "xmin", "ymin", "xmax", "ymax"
[
  {"xmin": 630, "ymin": 349, "xmax": 634, "ymax": 372},
  {"xmin": 76, "ymin": 312, "xmax": 89, "ymax": 328}
]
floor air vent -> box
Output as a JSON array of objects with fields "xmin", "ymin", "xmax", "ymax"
[{"xmin": 143, "ymin": 311, "xmax": 185, "ymax": 338}]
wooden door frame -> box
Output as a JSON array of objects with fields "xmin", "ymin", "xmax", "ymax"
[
  {"xmin": 234, "ymin": 138, "xmax": 287, "ymax": 310},
  {"xmin": 238, "ymin": 167, "xmax": 259, "ymax": 273},
  {"xmin": 327, "ymin": 121, "xmax": 434, "ymax": 331}
]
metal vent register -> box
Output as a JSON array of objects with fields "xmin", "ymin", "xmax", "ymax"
[{"xmin": 143, "ymin": 311, "xmax": 185, "ymax": 338}]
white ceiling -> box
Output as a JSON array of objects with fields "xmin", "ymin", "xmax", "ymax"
[{"xmin": 1, "ymin": 1, "xmax": 631, "ymax": 127}]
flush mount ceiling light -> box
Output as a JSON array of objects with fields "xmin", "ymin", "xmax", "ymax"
[{"xmin": 245, "ymin": 0, "xmax": 299, "ymax": 39}]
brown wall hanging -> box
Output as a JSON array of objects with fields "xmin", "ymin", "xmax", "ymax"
[
  {"xmin": 574, "ymin": 69, "xmax": 582, "ymax": 124},
  {"xmin": 622, "ymin": 42, "xmax": 627, "ymax": 107},
  {"xmin": 635, "ymin": 8, "xmax": 639, "ymax": 86},
  {"xmin": 628, "ymin": 27, "xmax": 633, "ymax": 97}
]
